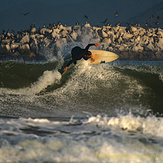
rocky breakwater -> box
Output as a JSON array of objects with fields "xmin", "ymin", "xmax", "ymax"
[{"xmin": 0, "ymin": 23, "xmax": 163, "ymax": 61}]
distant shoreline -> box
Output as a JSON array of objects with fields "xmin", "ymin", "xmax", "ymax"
[{"xmin": 0, "ymin": 23, "xmax": 163, "ymax": 61}]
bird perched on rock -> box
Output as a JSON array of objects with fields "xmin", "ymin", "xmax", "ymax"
[
  {"xmin": 115, "ymin": 22, "xmax": 120, "ymax": 26},
  {"xmin": 150, "ymin": 15, "xmax": 154, "ymax": 19},
  {"xmin": 115, "ymin": 11, "xmax": 118, "ymax": 17},
  {"xmin": 102, "ymin": 19, "xmax": 108, "ymax": 25},
  {"xmin": 126, "ymin": 22, "xmax": 132, "ymax": 27},
  {"xmin": 76, "ymin": 22, "xmax": 80, "ymax": 25},
  {"xmin": 145, "ymin": 22, "xmax": 148, "ymax": 26},
  {"xmin": 154, "ymin": 22, "xmax": 159, "ymax": 26}
]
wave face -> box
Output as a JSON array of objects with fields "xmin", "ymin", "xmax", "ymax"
[
  {"xmin": 0, "ymin": 41, "xmax": 163, "ymax": 163},
  {"xmin": 0, "ymin": 58, "xmax": 162, "ymax": 117}
]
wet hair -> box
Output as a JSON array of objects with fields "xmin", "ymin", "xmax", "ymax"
[{"xmin": 88, "ymin": 51, "xmax": 92, "ymax": 55}]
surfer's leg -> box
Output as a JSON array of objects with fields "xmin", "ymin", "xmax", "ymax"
[
  {"xmin": 59, "ymin": 60, "xmax": 73, "ymax": 74},
  {"xmin": 66, "ymin": 60, "xmax": 73, "ymax": 67},
  {"xmin": 63, "ymin": 60, "xmax": 73, "ymax": 71}
]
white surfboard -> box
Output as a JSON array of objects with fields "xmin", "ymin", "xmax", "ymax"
[{"xmin": 87, "ymin": 50, "xmax": 119, "ymax": 64}]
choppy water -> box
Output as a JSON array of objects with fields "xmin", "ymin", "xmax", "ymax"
[{"xmin": 0, "ymin": 46, "xmax": 163, "ymax": 162}]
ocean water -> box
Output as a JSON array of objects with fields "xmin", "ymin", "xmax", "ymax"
[{"xmin": 0, "ymin": 43, "xmax": 163, "ymax": 162}]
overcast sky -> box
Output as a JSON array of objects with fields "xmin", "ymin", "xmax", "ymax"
[
  {"xmin": 0, "ymin": 0, "xmax": 162, "ymax": 31},
  {"xmin": 0, "ymin": 0, "xmax": 89, "ymax": 11}
]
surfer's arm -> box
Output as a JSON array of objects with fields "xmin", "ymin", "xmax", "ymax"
[
  {"xmin": 91, "ymin": 54, "xmax": 95, "ymax": 62},
  {"xmin": 85, "ymin": 43, "xmax": 100, "ymax": 51},
  {"xmin": 83, "ymin": 54, "xmax": 95, "ymax": 62}
]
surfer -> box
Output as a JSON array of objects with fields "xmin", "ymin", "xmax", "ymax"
[{"xmin": 62, "ymin": 43, "xmax": 100, "ymax": 72}]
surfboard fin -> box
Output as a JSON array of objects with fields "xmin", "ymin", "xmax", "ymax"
[{"xmin": 100, "ymin": 61, "xmax": 105, "ymax": 64}]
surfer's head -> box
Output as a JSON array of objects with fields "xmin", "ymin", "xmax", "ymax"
[{"xmin": 88, "ymin": 51, "xmax": 92, "ymax": 55}]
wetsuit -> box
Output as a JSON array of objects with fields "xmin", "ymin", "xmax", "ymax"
[{"xmin": 64, "ymin": 43, "xmax": 99, "ymax": 70}]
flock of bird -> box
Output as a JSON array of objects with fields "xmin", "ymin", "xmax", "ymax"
[
  {"xmin": 1, "ymin": 7, "xmax": 163, "ymax": 35},
  {"xmin": 83, "ymin": 9, "xmax": 162, "ymax": 28}
]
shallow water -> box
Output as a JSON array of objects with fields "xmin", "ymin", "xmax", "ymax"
[{"xmin": 0, "ymin": 50, "xmax": 163, "ymax": 162}]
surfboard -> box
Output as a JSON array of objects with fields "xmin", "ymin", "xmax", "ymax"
[{"xmin": 87, "ymin": 50, "xmax": 119, "ymax": 64}]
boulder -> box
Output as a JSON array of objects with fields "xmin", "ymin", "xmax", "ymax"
[
  {"xmin": 1, "ymin": 39, "xmax": 11, "ymax": 44},
  {"xmin": 60, "ymin": 29, "xmax": 69, "ymax": 38},
  {"xmin": 73, "ymin": 25, "xmax": 81, "ymax": 31},
  {"xmin": 18, "ymin": 44, "xmax": 30, "ymax": 53},
  {"xmin": 122, "ymin": 33, "xmax": 133, "ymax": 40},
  {"xmin": 101, "ymin": 30, "xmax": 108, "ymax": 38},
  {"xmin": 65, "ymin": 26, "xmax": 72, "ymax": 32},
  {"xmin": 10, "ymin": 43, "xmax": 20, "ymax": 50},
  {"xmin": 52, "ymin": 29, "xmax": 60, "ymax": 39},
  {"xmin": 138, "ymin": 28, "xmax": 146, "ymax": 36},
  {"xmin": 140, "ymin": 35, "xmax": 149, "ymax": 44},
  {"xmin": 156, "ymin": 37, "xmax": 163, "ymax": 50},
  {"xmin": 30, "ymin": 27, "xmax": 37, "ymax": 34},
  {"xmin": 0, "ymin": 43, "xmax": 11, "ymax": 53},
  {"xmin": 40, "ymin": 28, "xmax": 52, "ymax": 35},
  {"xmin": 132, "ymin": 43, "xmax": 143, "ymax": 52},
  {"xmin": 20, "ymin": 34, "xmax": 30, "ymax": 44},
  {"xmin": 130, "ymin": 26, "xmax": 138, "ymax": 32},
  {"xmin": 102, "ymin": 38, "xmax": 112, "ymax": 45},
  {"xmin": 146, "ymin": 42, "xmax": 154, "ymax": 51},
  {"xmin": 70, "ymin": 31, "xmax": 78, "ymax": 40},
  {"xmin": 97, "ymin": 29, "xmax": 107, "ymax": 38}
]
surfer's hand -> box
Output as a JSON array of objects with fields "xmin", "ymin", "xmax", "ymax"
[
  {"xmin": 91, "ymin": 55, "xmax": 95, "ymax": 62},
  {"xmin": 95, "ymin": 43, "xmax": 100, "ymax": 47}
]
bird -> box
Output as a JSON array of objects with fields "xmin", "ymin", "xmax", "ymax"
[
  {"xmin": 156, "ymin": 16, "xmax": 160, "ymax": 20},
  {"xmin": 76, "ymin": 21, "xmax": 80, "ymax": 25},
  {"xmin": 102, "ymin": 18, "xmax": 108, "ymax": 25},
  {"xmin": 115, "ymin": 22, "xmax": 120, "ymax": 26},
  {"xmin": 126, "ymin": 22, "xmax": 131, "ymax": 27},
  {"xmin": 145, "ymin": 22, "xmax": 148, "ymax": 26},
  {"xmin": 154, "ymin": 22, "xmax": 159, "ymax": 26},
  {"xmin": 150, "ymin": 15, "xmax": 154, "ymax": 19},
  {"xmin": 20, "ymin": 11, "xmax": 30, "ymax": 16},
  {"xmin": 84, "ymin": 15, "xmax": 88, "ymax": 19},
  {"xmin": 114, "ymin": 11, "xmax": 118, "ymax": 17}
]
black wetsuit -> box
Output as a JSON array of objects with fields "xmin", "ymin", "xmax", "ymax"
[{"xmin": 66, "ymin": 44, "xmax": 96, "ymax": 67}]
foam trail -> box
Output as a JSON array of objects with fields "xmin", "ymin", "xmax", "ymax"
[{"xmin": 1, "ymin": 114, "xmax": 163, "ymax": 162}]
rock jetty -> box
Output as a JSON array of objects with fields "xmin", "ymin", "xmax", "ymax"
[{"xmin": 0, "ymin": 23, "xmax": 163, "ymax": 61}]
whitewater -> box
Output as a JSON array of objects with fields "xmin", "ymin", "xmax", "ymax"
[{"xmin": 0, "ymin": 38, "xmax": 163, "ymax": 162}]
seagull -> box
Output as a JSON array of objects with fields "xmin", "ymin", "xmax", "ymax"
[
  {"xmin": 126, "ymin": 22, "xmax": 131, "ymax": 27},
  {"xmin": 76, "ymin": 21, "xmax": 80, "ymax": 25},
  {"xmin": 156, "ymin": 16, "xmax": 160, "ymax": 20},
  {"xmin": 20, "ymin": 11, "xmax": 30, "ymax": 16},
  {"xmin": 84, "ymin": 15, "xmax": 88, "ymax": 19},
  {"xmin": 145, "ymin": 22, "xmax": 148, "ymax": 26},
  {"xmin": 115, "ymin": 11, "xmax": 118, "ymax": 17},
  {"xmin": 154, "ymin": 22, "xmax": 159, "ymax": 26},
  {"xmin": 115, "ymin": 22, "xmax": 120, "ymax": 26},
  {"xmin": 102, "ymin": 18, "xmax": 108, "ymax": 25},
  {"xmin": 150, "ymin": 15, "xmax": 154, "ymax": 19}
]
